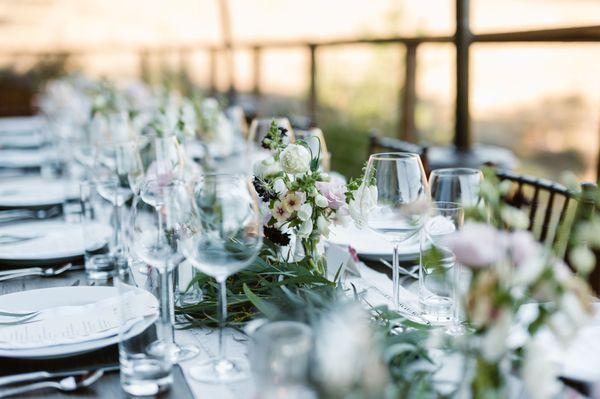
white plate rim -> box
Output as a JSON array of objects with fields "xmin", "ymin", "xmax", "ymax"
[{"xmin": 0, "ymin": 286, "xmax": 156, "ymax": 359}]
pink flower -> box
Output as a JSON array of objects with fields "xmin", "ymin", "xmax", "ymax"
[
  {"xmin": 509, "ymin": 230, "xmax": 540, "ymax": 266},
  {"xmin": 443, "ymin": 222, "xmax": 507, "ymax": 269},
  {"xmin": 316, "ymin": 180, "xmax": 347, "ymax": 210}
]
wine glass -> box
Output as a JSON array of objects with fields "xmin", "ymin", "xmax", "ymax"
[
  {"xmin": 429, "ymin": 168, "xmax": 483, "ymax": 207},
  {"xmin": 428, "ymin": 168, "xmax": 483, "ymax": 335},
  {"xmin": 181, "ymin": 173, "xmax": 263, "ymax": 383},
  {"xmin": 361, "ymin": 153, "xmax": 430, "ymax": 310},
  {"xmin": 131, "ymin": 179, "xmax": 200, "ymax": 362},
  {"xmin": 116, "ymin": 140, "xmax": 145, "ymax": 198}
]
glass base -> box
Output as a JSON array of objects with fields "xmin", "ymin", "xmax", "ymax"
[
  {"xmin": 120, "ymin": 359, "xmax": 173, "ymax": 397},
  {"xmin": 189, "ymin": 357, "xmax": 249, "ymax": 384},
  {"xmin": 147, "ymin": 341, "xmax": 200, "ymax": 363}
]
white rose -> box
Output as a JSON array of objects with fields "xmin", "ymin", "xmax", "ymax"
[
  {"xmin": 297, "ymin": 219, "xmax": 313, "ymax": 238},
  {"xmin": 297, "ymin": 203, "xmax": 313, "ymax": 222},
  {"xmin": 500, "ymin": 206, "xmax": 529, "ymax": 230},
  {"xmin": 280, "ymin": 144, "xmax": 311, "ymax": 174},
  {"xmin": 315, "ymin": 194, "xmax": 328, "ymax": 208},
  {"xmin": 522, "ymin": 335, "xmax": 562, "ymax": 399},
  {"xmin": 317, "ymin": 215, "xmax": 330, "ymax": 237},
  {"xmin": 273, "ymin": 178, "xmax": 288, "ymax": 196}
]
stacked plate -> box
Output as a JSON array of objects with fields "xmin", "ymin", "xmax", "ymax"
[
  {"xmin": 0, "ymin": 177, "xmax": 78, "ymax": 209},
  {"xmin": 0, "ymin": 220, "xmax": 110, "ymax": 266},
  {"xmin": 0, "ymin": 286, "xmax": 158, "ymax": 359}
]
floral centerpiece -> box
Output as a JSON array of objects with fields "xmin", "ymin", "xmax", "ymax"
[
  {"xmin": 251, "ymin": 120, "xmax": 361, "ymax": 276},
  {"xmin": 444, "ymin": 173, "xmax": 595, "ymax": 399}
]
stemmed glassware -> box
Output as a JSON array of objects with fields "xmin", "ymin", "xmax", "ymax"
[
  {"xmin": 360, "ymin": 153, "xmax": 430, "ymax": 310},
  {"xmin": 180, "ymin": 173, "xmax": 263, "ymax": 383},
  {"xmin": 428, "ymin": 168, "xmax": 483, "ymax": 335},
  {"xmin": 131, "ymin": 179, "xmax": 200, "ymax": 362}
]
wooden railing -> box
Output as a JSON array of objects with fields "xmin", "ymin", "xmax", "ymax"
[{"xmin": 3, "ymin": 0, "xmax": 600, "ymax": 158}]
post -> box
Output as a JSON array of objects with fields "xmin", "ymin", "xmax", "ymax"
[
  {"xmin": 252, "ymin": 46, "xmax": 262, "ymax": 98},
  {"xmin": 455, "ymin": 0, "xmax": 472, "ymax": 151},
  {"xmin": 138, "ymin": 50, "xmax": 151, "ymax": 83},
  {"xmin": 308, "ymin": 44, "xmax": 318, "ymax": 125},
  {"xmin": 400, "ymin": 43, "xmax": 417, "ymax": 141}
]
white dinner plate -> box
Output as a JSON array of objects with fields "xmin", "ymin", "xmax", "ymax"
[
  {"xmin": 0, "ymin": 134, "xmax": 45, "ymax": 149},
  {"xmin": 0, "ymin": 116, "xmax": 44, "ymax": 135},
  {"xmin": 0, "ymin": 220, "xmax": 110, "ymax": 266},
  {"xmin": 0, "ymin": 149, "xmax": 52, "ymax": 168},
  {"xmin": 0, "ymin": 177, "xmax": 77, "ymax": 208},
  {"xmin": 326, "ymin": 224, "xmax": 420, "ymax": 261},
  {"xmin": 0, "ymin": 286, "xmax": 157, "ymax": 359}
]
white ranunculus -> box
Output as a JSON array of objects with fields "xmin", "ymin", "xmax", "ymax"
[
  {"xmin": 253, "ymin": 156, "xmax": 282, "ymax": 178},
  {"xmin": 297, "ymin": 203, "xmax": 313, "ymax": 222},
  {"xmin": 569, "ymin": 245, "xmax": 595, "ymax": 275},
  {"xmin": 522, "ymin": 335, "xmax": 562, "ymax": 399},
  {"xmin": 317, "ymin": 215, "xmax": 330, "ymax": 237},
  {"xmin": 273, "ymin": 178, "xmax": 288, "ymax": 196},
  {"xmin": 280, "ymin": 144, "xmax": 311, "ymax": 174},
  {"xmin": 315, "ymin": 194, "xmax": 328, "ymax": 208},
  {"xmin": 297, "ymin": 219, "xmax": 313, "ymax": 238}
]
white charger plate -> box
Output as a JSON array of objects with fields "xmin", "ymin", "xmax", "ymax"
[
  {"xmin": 0, "ymin": 221, "xmax": 110, "ymax": 266},
  {"xmin": 0, "ymin": 177, "xmax": 77, "ymax": 208},
  {"xmin": 327, "ymin": 224, "xmax": 420, "ymax": 261},
  {"xmin": 0, "ymin": 286, "xmax": 157, "ymax": 359}
]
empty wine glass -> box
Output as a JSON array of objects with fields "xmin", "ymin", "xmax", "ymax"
[
  {"xmin": 116, "ymin": 140, "xmax": 145, "ymax": 198},
  {"xmin": 429, "ymin": 168, "xmax": 483, "ymax": 207},
  {"xmin": 131, "ymin": 179, "xmax": 200, "ymax": 362},
  {"xmin": 181, "ymin": 173, "xmax": 263, "ymax": 383},
  {"xmin": 361, "ymin": 153, "xmax": 430, "ymax": 310},
  {"xmin": 428, "ymin": 168, "xmax": 483, "ymax": 335}
]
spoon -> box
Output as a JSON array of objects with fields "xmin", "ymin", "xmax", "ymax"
[{"xmin": 0, "ymin": 370, "xmax": 104, "ymax": 398}]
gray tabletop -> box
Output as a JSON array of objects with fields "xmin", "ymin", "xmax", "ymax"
[{"xmin": 0, "ymin": 269, "xmax": 195, "ymax": 399}]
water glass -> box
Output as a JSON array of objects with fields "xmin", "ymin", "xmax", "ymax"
[
  {"xmin": 117, "ymin": 266, "xmax": 173, "ymax": 396},
  {"xmin": 419, "ymin": 202, "xmax": 464, "ymax": 324},
  {"xmin": 250, "ymin": 321, "xmax": 316, "ymax": 399},
  {"xmin": 80, "ymin": 180, "xmax": 115, "ymax": 280}
]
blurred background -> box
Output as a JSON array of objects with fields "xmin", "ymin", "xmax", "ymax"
[{"xmin": 1, "ymin": 0, "xmax": 599, "ymax": 180}]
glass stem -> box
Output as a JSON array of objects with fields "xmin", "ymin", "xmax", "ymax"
[
  {"xmin": 393, "ymin": 243, "xmax": 399, "ymax": 310},
  {"xmin": 113, "ymin": 203, "xmax": 122, "ymax": 256},
  {"xmin": 453, "ymin": 262, "xmax": 461, "ymax": 328},
  {"xmin": 156, "ymin": 205, "xmax": 165, "ymax": 247},
  {"xmin": 218, "ymin": 279, "xmax": 227, "ymax": 360},
  {"xmin": 158, "ymin": 267, "xmax": 175, "ymax": 345}
]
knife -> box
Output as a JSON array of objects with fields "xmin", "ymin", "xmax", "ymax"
[
  {"xmin": 0, "ymin": 365, "xmax": 119, "ymax": 387},
  {"xmin": 0, "ymin": 263, "xmax": 84, "ymax": 277}
]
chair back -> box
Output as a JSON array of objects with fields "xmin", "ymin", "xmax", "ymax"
[{"xmin": 368, "ymin": 131, "xmax": 429, "ymax": 175}]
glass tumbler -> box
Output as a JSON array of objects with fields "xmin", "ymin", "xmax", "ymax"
[
  {"xmin": 117, "ymin": 265, "xmax": 173, "ymax": 396},
  {"xmin": 80, "ymin": 180, "xmax": 116, "ymax": 280},
  {"xmin": 250, "ymin": 321, "xmax": 316, "ymax": 399},
  {"xmin": 419, "ymin": 202, "xmax": 464, "ymax": 325}
]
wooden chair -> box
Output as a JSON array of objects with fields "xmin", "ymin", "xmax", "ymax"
[
  {"xmin": 496, "ymin": 169, "xmax": 600, "ymax": 292},
  {"xmin": 368, "ymin": 131, "xmax": 430, "ymax": 175}
]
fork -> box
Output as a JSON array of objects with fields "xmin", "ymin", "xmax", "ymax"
[
  {"xmin": 0, "ymin": 370, "xmax": 104, "ymax": 398},
  {"xmin": 0, "ymin": 263, "xmax": 73, "ymax": 282}
]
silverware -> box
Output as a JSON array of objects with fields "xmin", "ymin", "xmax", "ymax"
[
  {"xmin": 0, "ymin": 263, "xmax": 73, "ymax": 282},
  {"xmin": 0, "ymin": 263, "xmax": 83, "ymax": 277},
  {"xmin": 379, "ymin": 259, "xmax": 419, "ymax": 279},
  {"xmin": 0, "ymin": 207, "xmax": 61, "ymax": 224},
  {"xmin": 0, "ymin": 366, "xmax": 118, "ymax": 388},
  {"xmin": 0, "ymin": 370, "xmax": 104, "ymax": 398}
]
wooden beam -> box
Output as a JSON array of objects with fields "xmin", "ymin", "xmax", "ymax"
[
  {"xmin": 454, "ymin": 0, "xmax": 472, "ymax": 151},
  {"xmin": 252, "ymin": 46, "xmax": 262, "ymax": 97},
  {"xmin": 400, "ymin": 43, "xmax": 417, "ymax": 141}
]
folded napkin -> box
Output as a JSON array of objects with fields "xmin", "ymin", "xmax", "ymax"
[{"xmin": 0, "ymin": 293, "xmax": 157, "ymax": 349}]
